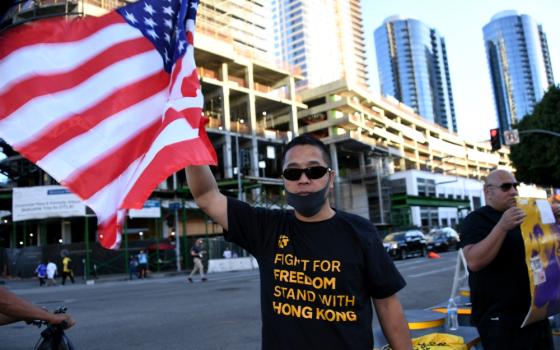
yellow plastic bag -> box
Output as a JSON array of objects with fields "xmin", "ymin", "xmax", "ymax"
[{"xmin": 382, "ymin": 332, "xmax": 467, "ymax": 350}]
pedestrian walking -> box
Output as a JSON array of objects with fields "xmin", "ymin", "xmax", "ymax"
[
  {"xmin": 222, "ymin": 247, "xmax": 232, "ymax": 259},
  {"xmin": 46, "ymin": 260, "xmax": 57, "ymax": 286},
  {"xmin": 61, "ymin": 255, "xmax": 75, "ymax": 285},
  {"xmin": 137, "ymin": 250, "xmax": 148, "ymax": 279},
  {"xmin": 35, "ymin": 261, "xmax": 47, "ymax": 287},
  {"xmin": 129, "ymin": 255, "xmax": 138, "ymax": 280},
  {"xmin": 188, "ymin": 239, "xmax": 207, "ymax": 282}
]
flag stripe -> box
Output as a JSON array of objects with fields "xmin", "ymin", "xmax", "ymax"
[
  {"xmin": 97, "ymin": 209, "xmax": 125, "ymax": 250},
  {"xmin": 66, "ymin": 105, "xmax": 203, "ymax": 201},
  {"xmin": 84, "ymin": 117, "xmax": 200, "ymax": 221},
  {"xmin": 0, "ymin": 18, "xmax": 141, "ymax": 93},
  {"xmin": 37, "ymin": 90, "xmax": 168, "ymax": 181},
  {"xmin": 123, "ymin": 132, "xmax": 215, "ymax": 208},
  {"xmin": 119, "ymin": 117, "xmax": 202, "ymax": 208},
  {"xmin": 0, "ymin": 37, "xmax": 154, "ymax": 121},
  {"xmin": 0, "ymin": 12, "xmax": 125, "ymax": 59},
  {"xmin": 17, "ymin": 71, "xmax": 169, "ymax": 161},
  {"xmin": 97, "ymin": 214, "xmax": 120, "ymax": 249},
  {"xmin": 65, "ymin": 119, "xmax": 163, "ymax": 200},
  {"xmin": 0, "ymin": 50, "xmax": 163, "ymax": 148},
  {"xmin": 86, "ymin": 157, "xmax": 142, "ymax": 224}
]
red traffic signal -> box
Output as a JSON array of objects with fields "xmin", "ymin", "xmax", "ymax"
[{"xmin": 490, "ymin": 128, "xmax": 501, "ymax": 152}]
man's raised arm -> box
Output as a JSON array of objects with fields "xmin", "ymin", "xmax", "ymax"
[{"xmin": 185, "ymin": 166, "xmax": 228, "ymax": 230}]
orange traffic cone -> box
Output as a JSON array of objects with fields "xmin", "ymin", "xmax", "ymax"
[{"xmin": 428, "ymin": 251, "xmax": 441, "ymax": 259}]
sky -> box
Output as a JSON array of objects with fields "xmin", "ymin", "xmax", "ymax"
[{"xmin": 361, "ymin": 0, "xmax": 560, "ymax": 143}]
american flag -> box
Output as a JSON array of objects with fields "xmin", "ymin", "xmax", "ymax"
[{"xmin": 0, "ymin": 0, "xmax": 217, "ymax": 249}]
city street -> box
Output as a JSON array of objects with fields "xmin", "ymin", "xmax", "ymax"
[{"xmin": 1, "ymin": 251, "xmax": 458, "ymax": 350}]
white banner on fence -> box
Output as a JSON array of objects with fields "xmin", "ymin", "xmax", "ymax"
[
  {"xmin": 128, "ymin": 200, "xmax": 161, "ymax": 218},
  {"xmin": 12, "ymin": 186, "xmax": 86, "ymax": 221}
]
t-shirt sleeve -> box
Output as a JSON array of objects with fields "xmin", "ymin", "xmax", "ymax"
[
  {"xmin": 363, "ymin": 226, "xmax": 406, "ymax": 299},
  {"xmin": 224, "ymin": 197, "xmax": 279, "ymax": 258},
  {"xmin": 458, "ymin": 211, "xmax": 489, "ymax": 248}
]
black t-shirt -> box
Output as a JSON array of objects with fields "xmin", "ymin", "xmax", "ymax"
[
  {"xmin": 225, "ymin": 198, "xmax": 405, "ymax": 350},
  {"xmin": 191, "ymin": 244, "xmax": 203, "ymax": 259},
  {"xmin": 459, "ymin": 205, "xmax": 530, "ymax": 327}
]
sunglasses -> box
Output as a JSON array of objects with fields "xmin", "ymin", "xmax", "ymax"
[
  {"xmin": 489, "ymin": 182, "xmax": 519, "ymax": 192},
  {"xmin": 282, "ymin": 166, "xmax": 331, "ymax": 181}
]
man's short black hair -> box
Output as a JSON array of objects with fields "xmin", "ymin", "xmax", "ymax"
[{"xmin": 281, "ymin": 134, "xmax": 331, "ymax": 168}]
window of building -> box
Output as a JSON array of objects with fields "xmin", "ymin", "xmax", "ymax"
[
  {"xmin": 390, "ymin": 178, "xmax": 407, "ymax": 195},
  {"xmin": 427, "ymin": 179, "xmax": 436, "ymax": 197},
  {"xmin": 417, "ymin": 178, "xmax": 425, "ymax": 196},
  {"xmin": 417, "ymin": 178, "xmax": 435, "ymax": 197},
  {"xmin": 420, "ymin": 207, "xmax": 438, "ymax": 228}
]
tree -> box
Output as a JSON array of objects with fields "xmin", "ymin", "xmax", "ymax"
[{"xmin": 509, "ymin": 85, "xmax": 560, "ymax": 187}]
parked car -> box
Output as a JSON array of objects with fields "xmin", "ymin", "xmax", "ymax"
[
  {"xmin": 426, "ymin": 227, "xmax": 461, "ymax": 252},
  {"xmin": 383, "ymin": 230, "xmax": 427, "ymax": 260}
]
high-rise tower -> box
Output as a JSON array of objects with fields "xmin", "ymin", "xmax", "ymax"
[
  {"xmin": 271, "ymin": 0, "xmax": 368, "ymax": 89},
  {"xmin": 197, "ymin": 0, "xmax": 273, "ymax": 59},
  {"xmin": 374, "ymin": 16, "xmax": 457, "ymax": 132},
  {"xmin": 483, "ymin": 11, "xmax": 554, "ymax": 131}
]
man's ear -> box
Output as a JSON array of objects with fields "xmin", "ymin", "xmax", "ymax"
[{"xmin": 329, "ymin": 171, "xmax": 336, "ymax": 189}]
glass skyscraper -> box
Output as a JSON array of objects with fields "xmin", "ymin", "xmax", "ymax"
[
  {"xmin": 271, "ymin": 0, "xmax": 368, "ymax": 89},
  {"xmin": 374, "ymin": 16, "xmax": 457, "ymax": 133},
  {"xmin": 483, "ymin": 11, "xmax": 554, "ymax": 132}
]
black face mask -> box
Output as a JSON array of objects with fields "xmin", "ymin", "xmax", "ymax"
[{"xmin": 285, "ymin": 179, "xmax": 330, "ymax": 218}]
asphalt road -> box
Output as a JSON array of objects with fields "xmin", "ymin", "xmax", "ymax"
[{"xmin": 0, "ymin": 251, "xmax": 459, "ymax": 350}]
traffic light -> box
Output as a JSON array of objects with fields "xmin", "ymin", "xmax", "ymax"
[{"xmin": 490, "ymin": 128, "xmax": 501, "ymax": 152}]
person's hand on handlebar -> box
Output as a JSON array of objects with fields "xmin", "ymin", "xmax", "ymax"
[
  {"xmin": 47, "ymin": 313, "xmax": 76, "ymax": 329},
  {"xmin": 0, "ymin": 287, "xmax": 76, "ymax": 328}
]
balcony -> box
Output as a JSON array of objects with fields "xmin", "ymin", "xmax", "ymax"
[
  {"xmin": 2, "ymin": 0, "xmax": 81, "ymax": 29},
  {"xmin": 256, "ymin": 127, "xmax": 290, "ymax": 142}
]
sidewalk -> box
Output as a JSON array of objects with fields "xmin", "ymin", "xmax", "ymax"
[{"xmin": 0, "ymin": 270, "xmax": 188, "ymax": 291}]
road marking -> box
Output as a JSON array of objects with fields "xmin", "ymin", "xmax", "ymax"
[
  {"xmin": 406, "ymin": 266, "xmax": 455, "ymax": 278},
  {"xmin": 397, "ymin": 261, "xmax": 452, "ymax": 272},
  {"xmin": 395, "ymin": 257, "xmax": 456, "ymax": 271}
]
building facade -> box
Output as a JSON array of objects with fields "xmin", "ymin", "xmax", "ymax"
[
  {"xmin": 483, "ymin": 11, "xmax": 555, "ymax": 132},
  {"xmin": 374, "ymin": 16, "xmax": 457, "ymax": 133},
  {"xmin": 389, "ymin": 170, "xmax": 484, "ymax": 229},
  {"xmin": 197, "ymin": 0, "xmax": 274, "ymax": 60},
  {"xmin": 271, "ymin": 0, "xmax": 368, "ymax": 89},
  {"xmin": 298, "ymin": 78, "xmax": 510, "ymax": 227}
]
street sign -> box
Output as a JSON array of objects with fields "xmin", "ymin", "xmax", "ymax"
[
  {"xmin": 169, "ymin": 202, "xmax": 181, "ymax": 210},
  {"xmin": 503, "ymin": 129, "xmax": 520, "ymax": 146}
]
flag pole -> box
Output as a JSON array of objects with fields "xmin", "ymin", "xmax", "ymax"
[
  {"xmin": 84, "ymin": 214, "xmax": 90, "ymax": 279},
  {"xmin": 173, "ymin": 173, "xmax": 181, "ymax": 272},
  {"xmin": 124, "ymin": 219, "xmax": 129, "ymax": 276},
  {"xmin": 181, "ymin": 199, "xmax": 188, "ymax": 270}
]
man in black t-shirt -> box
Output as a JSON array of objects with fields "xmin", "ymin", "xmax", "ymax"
[
  {"xmin": 459, "ymin": 169, "xmax": 560, "ymax": 350},
  {"xmin": 188, "ymin": 239, "xmax": 207, "ymax": 282},
  {"xmin": 186, "ymin": 134, "xmax": 412, "ymax": 350}
]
